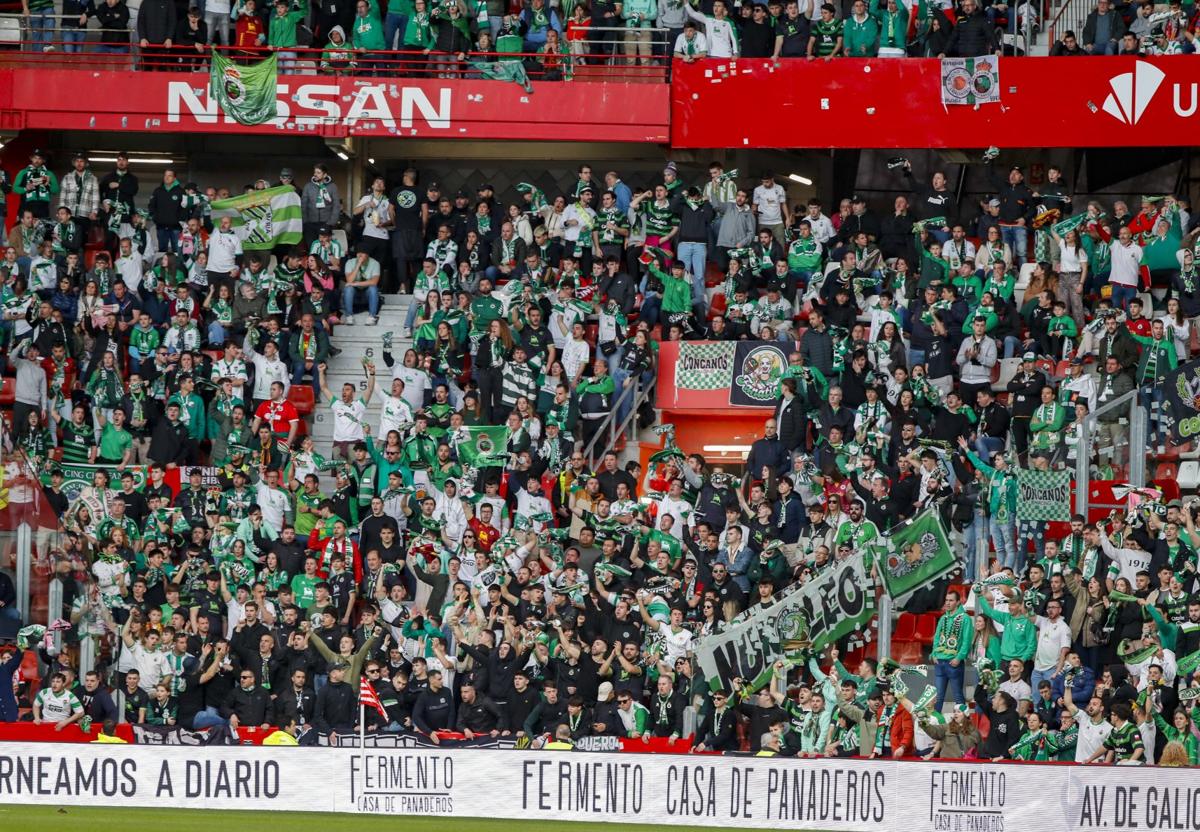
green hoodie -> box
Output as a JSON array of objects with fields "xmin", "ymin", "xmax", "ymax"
[
  {"xmin": 352, "ymin": 8, "xmax": 387, "ymax": 49},
  {"xmin": 623, "ymin": 0, "xmax": 655, "ymax": 26},
  {"xmin": 269, "ymin": 8, "xmax": 305, "ymax": 46},
  {"xmin": 842, "ymin": 13, "xmax": 879, "ymax": 56}
]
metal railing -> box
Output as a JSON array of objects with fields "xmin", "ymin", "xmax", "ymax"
[
  {"xmin": 1075, "ymin": 388, "xmax": 1145, "ymax": 517},
  {"xmin": 1046, "ymin": 0, "xmax": 1092, "ymax": 46},
  {"xmin": 0, "ymin": 15, "xmax": 670, "ymax": 81},
  {"xmin": 582, "ymin": 373, "xmax": 657, "ymax": 467}
]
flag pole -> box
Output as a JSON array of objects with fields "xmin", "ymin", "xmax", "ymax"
[{"xmin": 359, "ymin": 693, "xmax": 365, "ymax": 750}]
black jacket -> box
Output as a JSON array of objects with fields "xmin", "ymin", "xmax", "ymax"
[
  {"xmin": 136, "ymin": 0, "xmax": 176, "ymax": 44},
  {"xmin": 148, "ymin": 417, "xmax": 189, "ymax": 467},
  {"xmin": 800, "ymin": 326, "xmax": 834, "ymax": 377},
  {"xmin": 775, "ymin": 394, "xmax": 807, "ymax": 453},
  {"xmin": 89, "ymin": 0, "xmax": 131, "ymax": 45},
  {"xmin": 412, "ymin": 686, "xmax": 456, "ymax": 733},
  {"xmin": 456, "ymin": 695, "xmax": 503, "ymax": 733},
  {"xmin": 148, "ymin": 182, "xmax": 185, "ymax": 228},
  {"xmin": 220, "ymin": 684, "xmax": 274, "ymax": 726},
  {"xmin": 314, "ymin": 680, "xmax": 356, "ymax": 733},
  {"xmin": 944, "ymin": 8, "xmax": 999, "ymax": 57},
  {"xmin": 987, "ymin": 166, "xmax": 1035, "ymax": 226},
  {"xmin": 274, "ymin": 685, "xmax": 316, "ymax": 727},
  {"xmin": 1007, "ymin": 369, "xmax": 1046, "ymax": 419}
]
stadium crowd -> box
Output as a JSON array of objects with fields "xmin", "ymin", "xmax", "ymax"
[
  {"xmin": 20, "ymin": 0, "xmax": 1148, "ymax": 68},
  {"xmin": 0, "ymin": 146, "xmax": 1197, "ymax": 766}
]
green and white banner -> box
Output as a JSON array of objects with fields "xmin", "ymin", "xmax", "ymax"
[
  {"xmin": 210, "ymin": 50, "xmax": 279, "ymax": 126},
  {"xmin": 877, "ymin": 508, "xmax": 957, "ymax": 600},
  {"xmin": 694, "ymin": 552, "xmax": 876, "ymax": 693},
  {"xmin": 39, "ymin": 463, "xmax": 148, "ymax": 505},
  {"xmin": 1016, "ymin": 468, "xmax": 1072, "ymax": 522},
  {"xmin": 211, "ymin": 185, "xmax": 303, "ymax": 251},
  {"xmin": 940, "ymin": 56, "xmax": 1000, "ymax": 105},
  {"xmin": 673, "ymin": 342, "xmax": 736, "ymax": 392}
]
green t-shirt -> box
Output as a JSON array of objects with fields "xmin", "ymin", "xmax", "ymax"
[
  {"xmin": 99, "ymin": 422, "xmax": 133, "ymax": 462},
  {"xmin": 291, "ymin": 574, "xmax": 321, "ymax": 609}
]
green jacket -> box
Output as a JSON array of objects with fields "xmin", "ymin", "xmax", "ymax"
[
  {"xmin": 978, "ymin": 595, "xmax": 1037, "ymax": 662},
  {"xmin": 871, "ymin": 0, "xmax": 908, "ymax": 48},
  {"xmin": 842, "ymin": 14, "xmax": 879, "ymax": 56},
  {"xmin": 965, "ymin": 450, "xmax": 1018, "ymax": 518},
  {"xmin": 269, "ymin": 9, "xmax": 305, "ymax": 46}
]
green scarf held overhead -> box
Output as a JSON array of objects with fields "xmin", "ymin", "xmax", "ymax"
[{"xmin": 1179, "ymin": 649, "xmax": 1200, "ymax": 678}]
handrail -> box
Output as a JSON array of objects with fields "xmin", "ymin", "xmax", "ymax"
[
  {"xmin": 1047, "ymin": 0, "xmax": 1092, "ymax": 47},
  {"xmin": 1075, "ymin": 388, "xmax": 1145, "ymax": 517},
  {"xmin": 583, "ymin": 373, "xmax": 657, "ymax": 466}
]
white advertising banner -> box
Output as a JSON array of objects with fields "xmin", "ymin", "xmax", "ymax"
[{"xmin": 0, "ymin": 743, "xmax": 1196, "ymax": 830}]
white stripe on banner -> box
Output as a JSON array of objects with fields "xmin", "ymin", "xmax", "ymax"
[{"xmin": 0, "ymin": 744, "xmax": 1190, "ymax": 829}]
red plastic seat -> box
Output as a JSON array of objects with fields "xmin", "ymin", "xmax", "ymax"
[
  {"xmin": 0, "ymin": 378, "xmax": 14, "ymax": 406},
  {"xmin": 893, "ymin": 612, "xmax": 918, "ymax": 642},
  {"xmin": 915, "ymin": 612, "xmax": 941, "ymax": 645},
  {"xmin": 287, "ymin": 385, "xmax": 315, "ymax": 416},
  {"xmin": 1156, "ymin": 462, "xmax": 1178, "ymax": 482},
  {"xmin": 892, "ymin": 641, "xmax": 924, "ymax": 665}
]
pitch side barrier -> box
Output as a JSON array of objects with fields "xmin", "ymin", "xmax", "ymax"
[{"xmin": 0, "ymin": 742, "xmax": 1195, "ymax": 830}]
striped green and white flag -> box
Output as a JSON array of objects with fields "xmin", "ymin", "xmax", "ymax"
[{"xmin": 211, "ymin": 185, "xmax": 302, "ymax": 251}]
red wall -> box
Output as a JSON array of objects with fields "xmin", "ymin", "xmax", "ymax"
[{"xmin": 671, "ymin": 56, "xmax": 1200, "ymax": 149}]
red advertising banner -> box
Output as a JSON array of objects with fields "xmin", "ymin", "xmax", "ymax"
[
  {"xmin": 671, "ymin": 56, "xmax": 1200, "ymax": 149},
  {"xmin": 0, "ymin": 70, "xmax": 670, "ymax": 143}
]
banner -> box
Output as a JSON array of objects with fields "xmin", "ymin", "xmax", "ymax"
[
  {"xmin": 4, "ymin": 742, "xmax": 1200, "ymax": 830},
  {"xmin": 729, "ymin": 342, "xmax": 787, "ymax": 408},
  {"xmin": 1016, "ymin": 468, "xmax": 1072, "ymax": 522},
  {"xmin": 694, "ymin": 552, "xmax": 876, "ymax": 693},
  {"xmin": 210, "ymin": 185, "xmax": 303, "ymax": 251},
  {"xmin": 877, "ymin": 509, "xmax": 957, "ymax": 600},
  {"xmin": 940, "ymin": 56, "xmax": 1000, "ymax": 105},
  {"xmin": 455, "ymin": 426, "xmax": 509, "ymax": 468},
  {"xmin": 210, "ymin": 50, "xmax": 279, "ymax": 126},
  {"xmin": 38, "ymin": 463, "xmax": 148, "ymax": 503},
  {"xmin": 674, "ymin": 342, "xmax": 735, "ymax": 393},
  {"xmin": 1165, "ymin": 357, "xmax": 1200, "ymax": 443}
]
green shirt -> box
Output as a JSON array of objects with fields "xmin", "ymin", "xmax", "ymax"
[
  {"xmin": 99, "ymin": 422, "xmax": 133, "ymax": 462},
  {"xmin": 978, "ymin": 596, "xmax": 1037, "ymax": 662},
  {"xmin": 812, "ymin": 18, "xmax": 843, "ymax": 55},
  {"xmin": 291, "ymin": 574, "xmax": 321, "ymax": 610}
]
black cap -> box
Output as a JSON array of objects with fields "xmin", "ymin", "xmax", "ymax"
[
  {"xmin": 455, "ymin": 190, "xmax": 469, "ymax": 199},
  {"xmin": 30, "ymin": 148, "xmax": 46, "ymax": 158},
  {"xmin": 851, "ymin": 193, "xmax": 866, "ymax": 203},
  {"xmin": 318, "ymin": 225, "xmax": 332, "ymax": 236},
  {"xmin": 427, "ymin": 181, "xmax": 440, "ymax": 191},
  {"xmin": 477, "ymin": 183, "xmax": 494, "ymax": 191}
]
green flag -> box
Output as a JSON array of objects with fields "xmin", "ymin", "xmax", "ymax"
[
  {"xmin": 469, "ymin": 60, "xmax": 533, "ymax": 94},
  {"xmin": 878, "ymin": 508, "xmax": 957, "ymax": 599},
  {"xmin": 210, "ymin": 50, "xmax": 279, "ymax": 126},
  {"xmin": 210, "ymin": 185, "xmax": 303, "ymax": 251},
  {"xmin": 1051, "ymin": 211, "xmax": 1088, "ymax": 238},
  {"xmin": 456, "ymin": 426, "xmax": 509, "ymax": 468}
]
